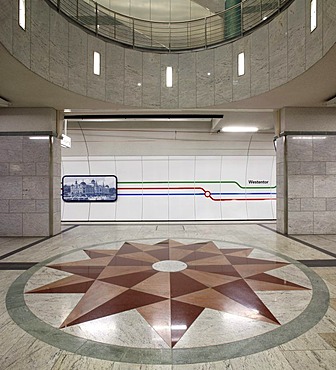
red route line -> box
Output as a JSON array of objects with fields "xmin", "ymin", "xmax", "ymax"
[{"xmin": 118, "ymin": 186, "xmax": 275, "ymax": 202}]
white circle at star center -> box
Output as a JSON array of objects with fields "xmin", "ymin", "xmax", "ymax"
[{"xmin": 152, "ymin": 260, "xmax": 187, "ymax": 272}]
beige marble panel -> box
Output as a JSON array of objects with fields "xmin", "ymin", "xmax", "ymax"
[
  {"xmin": 251, "ymin": 26, "xmax": 269, "ymax": 96},
  {"xmin": 287, "ymin": 0, "xmax": 306, "ymax": 80},
  {"xmin": 288, "ymin": 175, "xmax": 313, "ymax": 198},
  {"xmin": 323, "ymin": 0, "xmax": 336, "ymax": 54},
  {"xmin": 106, "ymin": 43, "xmax": 125, "ymax": 105},
  {"xmin": 49, "ymin": 10, "xmax": 69, "ymax": 89},
  {"xmin": 124, "ymin": 49, "xmax": 143, "ymax": 107},
  {"xmin": 23, "ymin": 213, "xmax": 49, "ymax": 236},
  {"xmin": 0, "ymin": 1, "xmax": 13, "ymax": 53},
  {"xmin": 142, "ymin": 53, "xmax": 161, "ymax": 108},
  {"xmin": 0, "ymin": 213, "xmax": 22, "ymax": 236},
  {"xmin": 301, "ymin": 198, "xmax": 326, "ymax": 212},
  {"xmin": 0, "ymin": 163, "xmax": 9, "ymax": 176},
  {"xmin": 196, "ymin": 50, "xmax": 215, "ymax": 107},
  {"xmin": 314, "ymin": 175, "xmax": 336, "ymax": 198},
  {"xmin": 0, "ymin": 177, "xmax": 22, "ymax": 200},
  {"xmin": 30, "ymin": 0, "xmax": 50, "ymax": 80},
  {"xmin": 179, "ymin": 53, "xmax": 197, "ymax": 108},
  {"xmin": 22, "ymin": 177, "xmax": 49, "ymax": 200},
  {"xmin": 313, "ymin": 136, "xmax": 336, "ymax": 162},
  {"xmin": 9, "ymin": 200, "xmax": 35, "ymax": 213},
  {"xmin": 314, "ymin": 211, "xmax": 336, "ymax": 234},
  {"xmin": 214, "ymin": 43, "xmax": 233, "ymax": 104},
  {"xmin": 326, "ymin": 162, "xmax": 336, "ymax": 175},
  {"xmin": 269, "ymin": 12, "xmax": 288, "ymax": 89},
  {"xmin": 68, "ymin": 23, "xmax": 88, "ymax": 96},
  {"xmin": 288, "ymin": 211, "xmax": 314, "ymax": 234},
  {"xmin": 287, "ymin": 137, "xmax": 313, "ymax": 162}
]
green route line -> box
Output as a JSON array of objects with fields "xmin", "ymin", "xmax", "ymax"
[{"xmin": 118, "ymin": 180, "xmax": 276, "ymax": 190}]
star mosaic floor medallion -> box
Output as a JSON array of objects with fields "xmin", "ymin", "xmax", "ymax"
[{"xmin": 26, "ymin": 240, "xmax": 309, "ymax": 347}]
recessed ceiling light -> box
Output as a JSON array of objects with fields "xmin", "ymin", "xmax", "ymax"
[
  {"xmin": 29, "ymin": 136, "xmax": 49, "ymax": 140},
  {"xmin": 221, "ymin": 126, "xmax": 259, "ymax": 133},
  {"xmin": 137, "ymin": 82, "xmax": 142, "ymax": 86}
]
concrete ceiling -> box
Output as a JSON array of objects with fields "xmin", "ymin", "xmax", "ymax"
[{"xmin": 0, "ymin": 40, "xmax": 336, "ymax": 114}]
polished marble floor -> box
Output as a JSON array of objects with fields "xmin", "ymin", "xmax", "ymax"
[{"xmin": 1, "ymin": 223, "xmax": 336, "ymax": 369}]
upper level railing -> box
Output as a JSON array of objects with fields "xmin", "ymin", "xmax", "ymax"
[{"xmin": 48, "ymin": 0, "xmax": 293, "ymax": 52}]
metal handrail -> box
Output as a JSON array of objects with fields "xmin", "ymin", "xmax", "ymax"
[{"xmin": 47, "ymin": 0, "xmax": 293, "ymax": 52}]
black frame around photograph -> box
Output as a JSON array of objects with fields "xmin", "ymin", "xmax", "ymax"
[{"xmin": 62, "ymin": 175, "xmax": 118, "ymax": 202}]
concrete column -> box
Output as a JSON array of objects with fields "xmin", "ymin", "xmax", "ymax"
[
  {"xmin": 0, "ymin": 108, "xmax": 61, "ymax": 236},
  {"xmin": 276, "ymin": 107, "xmax": 336, "ymax": 235}
]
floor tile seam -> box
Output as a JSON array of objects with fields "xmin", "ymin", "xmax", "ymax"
[
  {"xmin": 0, "ymin": 225, "xmax": 79, "ymax": 261},
  {"xmin": 258, "ymin": 224, "xmax": 336, "ymax": 259}
]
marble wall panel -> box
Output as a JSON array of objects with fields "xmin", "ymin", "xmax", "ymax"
[
  {"xmin": 314, "ymin": 212, "xmax": 336, "ymax": 234},
  {"xmin": 49, "ymin": 10, "xmax": 69, "ymax": 89},
  {"xmin": 10, "ymin": 163, "xmax": 36, "ymax": 176},
  {"xmin": 232, "ymin": 37, "xmax": 251, "ymax": 101},
  {"xmin": 288, "ymin": 198, "xmax": 301, "ymax": 212},
  {"xmin": 0, "ymin": 163, "xmax": 9, "ymax": 176},
  {"xmin": 287, "ymin": 162, "xmax": 301, "ymax": 175},
  {"xmin": 269, "ymin": 12, "xmax": 288, "ymax": 89},
  {"xmin": 23, "ymin": 213, "xmax": 49, "ymax": 236},
  {"xmin": 301, "ymin": 198, "xmax": 326, "ymax": 212},
  {"xmin": 68, "ymin": 23, "xmax": 88, "ymax": 96},
  {"xmin": 36, "ymin": 162, "xmax": 49, "ymax": 176},
  {"xmin": 214, "ymin": 43, "xmax": 233, "ymax": 104},
  {"xmin": 0, "ymin": 200, "xmax": 9, "ymax": 213},
  {"xmin": 0, "ymin": 1, "xmax": 13, "ymax": 53},
  {"xmin": 276, "ymin": 209, "xmax": 285, "ymax": 234},
  {"xmin": 288, "ymin": 211, "xmax": 314, "ymax": 234},
  {"xmin": 142, "ymin": 53, "xmax": 161, "ymax": 108},
  {"xmin": 160, "ymin": 54, "xmax": 179, "ymax": 109},
  {"xmin": 9, "ymin": 200, "xmax": 35, "ymax": 213},
  {"xmin": 287, "ymin": 0, "xmax": 306, "ymax": 80},
  {"xmin": 35, "ymin": 200, "xmax": 49, "ymax": 213},
  {"xmin": 30, "ymin": 0, "xmax": 50, "ymax": 80},
  {"xmin": 196, "ymin": 50, "xmax": 215, "ymax": 107},
  {"xmin": 305, "ymin": 0, "xmax": 323, "ymax": 69},
  {"xmin": 12, "ymin": 0, "xmax": 31, "ymax": 68},
  {"xmin": 287, "ymin": 137, "xmax": 313, "ymax": 162},
  {"xmin": 179, "ymin": 53, "xmax": 196, "ymax": 108},
  {"xmin": 87, "ymin": 35, "xmax": 106, "ymax": 101},
  {"xmin": 106, "ymin": 43, "xmax": 125, "ymax": 105},
  {"xmin": 124, "ymin": 49, "xmax": 143, "ymax": 107},
  {"xmin": 326, "ymin": 198, "xmax": 336, "ymax": 211},
  {"xmin": 22, "ymin": 138, "xmax": 49, "ymax": 163},
  {"xmin": 313, "ymin": 137, "xmax": 336, "ymax": 162},
  {"xmin": 288, "ymin": 175, "xmax": 313, "ymax": 198},
  {"xmin": 0, "ymin": 177, "xmax": 23, "ymax": 200},
  {"xmin": 326, "ymin": 162, "xmax": 336, "ymax": 175},
  {"xmin": 251, "ymin": 26, "xmax": 269, "ymax": 96},
  {"xmin": 323, "ymin": 0, "xmax": 336, "ymax": 54},
  {"xmin": 22, "ymin": 177, "xmax": 49, "ymax": 200},
  {"xmin": 300, "ymin": 162, "xmax": 326, "ymax": 175},
  {"xmin": 314, "ymin": 175, "xmax": 336, "ymax": 198},
  {"xmin": 0, "ymin": 214, "xmax": 22, "ymax": 236}
]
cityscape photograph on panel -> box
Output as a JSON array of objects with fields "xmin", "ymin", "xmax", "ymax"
[{"xmin": 62, "ymin": 175, "xmax": 117, "ymax": 202}]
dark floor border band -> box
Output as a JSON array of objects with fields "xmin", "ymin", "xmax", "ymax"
[
  {"xmin": 258, "ymin": 224, "xmax": 336, "ymax": 259},
  {"xmin": 0, "ymin": 225, "xmax": 79, "ymax": 260},
  {"xmin": 0, "ymin": 262, "xmax": 38, "ymax": 270},
  {"xmin": 298, "ymin": 259, "xmax": 336, "ymax": 267}
]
